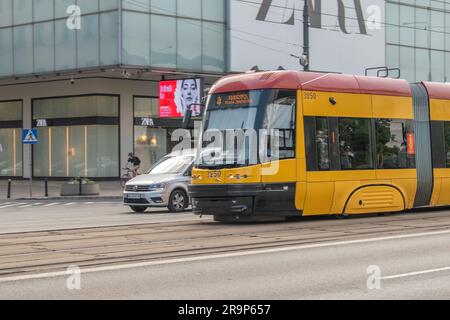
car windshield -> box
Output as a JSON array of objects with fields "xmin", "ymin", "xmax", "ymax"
[{"xmin": 146, "ymin": 156, "xmax": 193, "ymax": 174}]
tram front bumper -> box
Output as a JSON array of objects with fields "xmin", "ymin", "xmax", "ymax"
[
  {"xmin": 188, "ymin": 183, "xmax": 298, "ymax": 219},
  {"xmin": 188, "ymin": 184, "xmax": 262, "ymax": 216}
]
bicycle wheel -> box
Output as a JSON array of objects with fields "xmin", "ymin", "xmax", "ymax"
[{"xmin": 120, "ymin": 175, "xmax": 129, "ymax": 189}]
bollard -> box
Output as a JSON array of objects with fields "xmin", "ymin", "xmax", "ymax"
[
  {"xmin": 79, "ymin": 178, "xmax": 82, "ymax": 196},
  {"xmin": 7, "ymin": 179, "xmax": 11, "ymax": 199},
  {"xmin": 44, "ymin": 178, "xmax": 48, "ymax": 197}
]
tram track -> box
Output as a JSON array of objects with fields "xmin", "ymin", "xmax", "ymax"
[{"xmin": 1, "ymin": 210, "xmax": 450, "ymax": 279}]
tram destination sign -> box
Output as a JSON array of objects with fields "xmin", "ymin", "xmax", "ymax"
[{"xmin": 214, "ymin": 92, "xmax": 255, "ymax": 108}]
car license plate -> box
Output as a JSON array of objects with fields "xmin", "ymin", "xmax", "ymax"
[
  {"xmin": 208, "ymin": 171, "xmax": 221, "ymax": 179},
  {"xmin": 127, "ymin": 193, "xmax": 143, "ymax": 199}
]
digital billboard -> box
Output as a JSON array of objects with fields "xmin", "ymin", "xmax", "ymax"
[{"xmin": 159, "ymin": 79, "xmax": 203, "ymax": 118}]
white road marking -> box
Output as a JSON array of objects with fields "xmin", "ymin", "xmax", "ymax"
[
  {"xmin": 43, "ymin": 203, "xmax": 59, "ymax": 207},
  {"xmin": 33, "ymin": 203, "xmax": 43, "ymax": 206},
  {"xmin": 18, "ymin": 204, "xmax": 33, "ymax": 208},
  {"xmin": 84, "ymin": 202, "xmax": 94, "ymax": 205},
  {"xmin": 0, "ymin": 203, "xmax": 26, "ymax": 209},
  {"xmin": 64, "ymin": 203, "xmax": 76, "ymax": 206},
  {"xmin": 1, "ymin": 228, "xmax": 450, "ymax": 283},
  {"xmin": 382, "ymin": 266, "xmax": 450, "ymax": 280}
]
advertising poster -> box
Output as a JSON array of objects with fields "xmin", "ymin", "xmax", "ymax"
[
  {"xmin": 159, "ymin": 79, "xmax": 203, "ymax": 118},
  {"xmin": 229, "ymin": 0, "xmax": 385, "ymax": 75}
]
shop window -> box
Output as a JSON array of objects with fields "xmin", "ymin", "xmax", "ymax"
[
  {"xmin": 0, "ymin": 101, "xmax": 22, "ymax": 177},
  {"xmin": 134, "ymin": 97, "xmax": 168, "ymax": 171},
  {"xmin": 33, "ymin": 95, "xmax": 119, "ymax": 178},
  {"xmin": 134, "ymin": 97, "xmax": 159, "ymax": 118}
]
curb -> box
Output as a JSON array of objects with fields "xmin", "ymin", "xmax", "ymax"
[{"xmin": 13, "ymin": 196, "xmax": 123, "ymax": 201}]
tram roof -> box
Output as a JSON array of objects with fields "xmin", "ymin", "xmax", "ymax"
[
  {"xmin": 210, "ymin": 70, "xmax": 412, "ymax": 97},
  {"xmin": 422, "ymin": 81, "xmax": 450, "ymax": 100}
]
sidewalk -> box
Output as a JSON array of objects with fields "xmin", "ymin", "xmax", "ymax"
[{"xmin": 0, "ymin": 179, "xmax": 123, "ymax": 201}]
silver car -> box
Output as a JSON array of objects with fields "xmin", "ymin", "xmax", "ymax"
[{"xmin": 123, "ymin": 153, "xmax": 194, "ymax": 213}]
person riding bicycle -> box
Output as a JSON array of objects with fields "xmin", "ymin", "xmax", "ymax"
[{"xmin": 128, "ymin": 153, "xmax": 142, "ymax": 177}]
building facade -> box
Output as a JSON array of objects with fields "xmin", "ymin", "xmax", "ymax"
[
  {"xmin": 386, "ymin": 0, "xmax": 450, "ymax": 83},
  {"xmin": 228, "ymin": 0, "xmax": 450, "ymax": 82},
  {"xmin": 1, "ymin": 0, "xmax": 450, "ymax": 179},
  {"xmin": 0, "ymin": 0, "xmax": 225, "ymax": 179}
]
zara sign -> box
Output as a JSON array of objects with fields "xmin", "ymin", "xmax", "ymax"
[
  {"xmin": 255, "ymin": 0, "xmax": 382, "ymax": 33},
  {"xmin": 229, "ymin": 0, "xmax": 385, "ymax": 75}
]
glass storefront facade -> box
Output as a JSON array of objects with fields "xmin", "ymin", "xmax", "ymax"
[
  {"xmin": 0, "ymin": 0, "xmax": 119, "ymax": 77},
  {"xmin": 387, "ymin": 0, "xmax": 450, "ymax": 82},
  {"xmin": 33, "ymin": 95, "xmax": 119, "ymax": 178},
  {"xmin": 0, "ymin": 0, "xmax": 226, "ymax": 77},
  {"xmin": 0, "ymin": 100, "xmax": 22, "ymax": 177},
  {"xmin": 122, "ymin": 0, "xmax": 226, "ymax": 73}
]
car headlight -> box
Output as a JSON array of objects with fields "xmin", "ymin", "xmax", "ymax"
[{"xmin": 149, "ymin": 184, "xmax": 166, "ymax": 191}]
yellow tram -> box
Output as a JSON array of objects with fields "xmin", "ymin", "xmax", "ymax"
[{"xmin": 188, "ymin": 71, "xmax": 450, "ymax": 222}]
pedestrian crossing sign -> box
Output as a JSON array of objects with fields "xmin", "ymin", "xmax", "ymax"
[{"xmin": 23, "ymin": 129, "xmax": 39, "ymax": 144}]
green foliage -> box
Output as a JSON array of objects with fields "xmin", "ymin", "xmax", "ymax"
[{"xmin": 68, "ymin": 177, "xmax": 95, "ymax": 185}]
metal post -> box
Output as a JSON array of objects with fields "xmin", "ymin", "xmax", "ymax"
[
  {"xmin": 7, "ymin": 179, "xmax": 11, "ymax": 199},
  {"xmin": 44, "ymin": 178, "xmax": 48, "ymax": 197},
  {"xmin": 29, "ymin": 146, "xmax": 32, "ymax": 198},
  {"xmin": 303, "ymin": 0, "xmax": 310, "ymax": 71},
  {"xmin": 79, "ymin": 178, "xmax": 82, "ymax": 196}
]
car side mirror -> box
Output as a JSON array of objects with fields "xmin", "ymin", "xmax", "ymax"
[
  {"xmin": 182, "ymin": 108, "xmax": 192, "ymax": 129},
  {"xmin": 184, "ymin": 167, "xmax": 193, "ymax": 177}
]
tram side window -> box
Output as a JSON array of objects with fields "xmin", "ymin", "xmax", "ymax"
[
  {"xmin": 338, "ymin": 118, "xmax": 373, "ymax": 170},
  {"xmin": 316, "ymin": 118, "xmax": 330, "ymax": 170},
  {"xmin": 445, "ymin": 123, "xmax": 450, "ymax": 167},
  {"xmin": 376, "ymin": 119, "xmax": 415, "ymax": 169},
  {"xmin": 263, "ymin": 91, "xmax": 296, "ymax": 159}
]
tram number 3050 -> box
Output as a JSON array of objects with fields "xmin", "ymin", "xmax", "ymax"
[
  {"xmin": 304, "ymin": 92, "xmax": 317, "ymax": 100},
  {"xmin": 208, "ymin": 171, "xmax": 221, "ymax": 179}
]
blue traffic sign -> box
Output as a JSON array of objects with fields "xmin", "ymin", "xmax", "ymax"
[{"xmin": 23, "ymin": 129, "xmax": 38, "ymax": 144}]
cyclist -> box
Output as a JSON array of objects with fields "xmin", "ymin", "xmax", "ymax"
[{"xmin": 127, "ymin": 152, "xmax": 142, "ymax": 178}]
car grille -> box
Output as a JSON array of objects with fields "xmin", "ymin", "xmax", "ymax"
[
  {"xmin": 125, "ymin": 185, "xmax": 151, "ymax": 192},
  {"xmin": 124, "ymin": 198, "xmax": 150, "ymax": 204}
]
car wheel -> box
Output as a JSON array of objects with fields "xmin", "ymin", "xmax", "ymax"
[
  {"xmin": 130, "ymin": 206, "xmax": 147, "ymax": 213},
  {"xmin": 168, "ymin": 189, "xmax": 188, "ymax": 213}
]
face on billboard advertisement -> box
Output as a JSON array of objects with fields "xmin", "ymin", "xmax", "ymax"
[
  {"xmin": 159, "ymin": 79, "xmax": 203, "ymax": 118},
  {"xmin": 229, "ymin": 0, "xmax": 385, "ymax": 75}
]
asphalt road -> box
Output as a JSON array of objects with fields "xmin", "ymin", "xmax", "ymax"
[
  {"xmin": 1, "ymin": 228, "xmax": 450, "ymax": 300},
  {"xmin": 0, "ymin": 200, "xmax": 203, "ymax": 233},
  {"xmin": 0, "ymin": 201, "xmax": 450, "ymax": 299}
]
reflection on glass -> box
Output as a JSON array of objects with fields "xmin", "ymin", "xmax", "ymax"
[
  {"xmin": 316, "ymin": 118, "xmax": 330, "ymax": 170},
  {"xmin": 339, "ymin": 118, "xmax": 373, "ymax": 170},
  {"xmin": 263, "ymin": 91, "xmax": 296, "ymax": 159},
  {"xmin": 0, "ymin": 128, "xmax": 23, "ymax": 176},
  {"xmin": 33, "ymin": 96, "xmax": 119, "ymax": 177},
  {"xmin": 34, "ymin": 125, "xmax": 119, "ymax": 177},
  {"xmin": 146, "ymin": 155, "xmax": 193, "ymax": 175},
  {"xmin": 445, "ymin": 123, "xmax": 450, "ymax": 168},
  {"xmin": 0, "ymin": 101, "xmax": 22, "ymax": 176},
  {"xmin": 376, "ymin": 119, "xmax": 415, "ymax": 169},
  {"xmin": 134, "ymin": 127, "xmax": 168, "ymax": 172}
]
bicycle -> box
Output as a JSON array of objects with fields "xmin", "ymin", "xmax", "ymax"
[{"xmin": 120, "ymin": 167, "xmax": 141, "ymax": 189}]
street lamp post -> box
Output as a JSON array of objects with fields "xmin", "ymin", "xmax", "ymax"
[{"xmin": 302, "ymin": 0, "xmax": 310, "ymax": 71}]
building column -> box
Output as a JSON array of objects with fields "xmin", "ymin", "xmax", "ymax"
[
  {"xmin": 22, "ymin": 97, "xmax": 32, "ymax": 179},
  {"xmin": 120, "ymin": 92, "xmax": 134, "ymax": 173}
]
